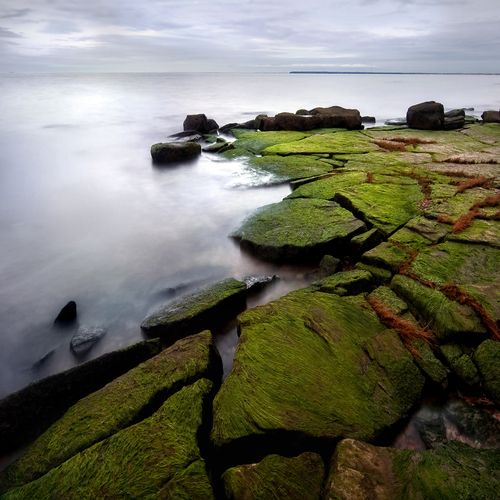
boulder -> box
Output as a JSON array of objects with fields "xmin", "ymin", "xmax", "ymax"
[
  {"xmin": 54, "ymin": 300, "xmax": 76, "ymax": 323},
  {"xmin": 2, "ymin": 379, "xmax": 215, "ymax": 500},
  {"xmin": 444, "ymin": 109, "xmax": 465, "ymax": 130},
  {"xmin": 307, "ymin": 254, "xmax": 341, "ymax": 281},
  {"xmin": 150, "ymin": 141, "xmax": 201, "ymax": 163},
  {"xmin": 242, "ymin": 275, "xmax": 279, "ymax": 295},
  {"xmin": 440, "ymin": 344, "xmax": 479, "ymax": 386},
  {"xmin": 482, "ymin": 110, "xmax": 500, "ymax": 123},
  {"xmin": 211, "ymin": 288, "xmax": 424, "ymax": 467},
  {"xmin": 362, "ymin": 116, "xmax": 376, "ymax": 124},
  {"xmin": 0, "ymin": 338, "xmax": 162, "ymax": 456},
  {"xmin": 231, "ymin": 198, "xmax": 366, "ymax": 264},
  {"xmin": 141, "ymin": 278, "xmax": 247, "ymax": 341},
  {"xmin": 222, "ymin": 452, "xmax": 324, "ymax": 500},
  {"xmin": 406, "ymin": 101, "xmax": 444, "ymax": 130},
  {"xmin": 183, "ymin": 113, "xmax": 216, "ymax": 134},
  {"xmin": 70, "ymin": 326, "xmax": 106, "ymax": 356},
  {"xmin": 207, "ymin": 118, "xmax": 219, "ymax": 132},
  {"xmin": 325, "ymin": 438, "xmax": 500, "ymax": 499},
  {"xmin": 309, "ymin": 106, "xmax": 363, "ymax": 130},
  {"xmin": 0, "ymin": 331, "xmax": 222, "ymax": 493}
]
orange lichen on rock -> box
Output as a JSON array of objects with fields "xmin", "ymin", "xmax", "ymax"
[{"xmin": 455, "ymin": 176, "xmax": 493, "ymax": 194}]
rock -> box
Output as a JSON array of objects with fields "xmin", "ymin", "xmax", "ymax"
[
  {"xmin": 207, "ymin": 118, "xmax": 219, "ymax": 132},
  {"xmin": 2, "ymin": 379, "xmax": 215, "ymax": 499},
  {"xmin": 440, "ymin": 344, "xmax": 480, "ymax": 386},
  {"xmin": 150, "ymin": 141, "xmax": 201, "ymax": 163},
  {"xmin": 0, "ymin": 337, "xmax": 162, "ymax": 458},
  {"xmin": 444, "ymin": 109, "xmax": 466, "ymax": 130},
  {"xmin": 140, "ymin": 278, "xmax": 247, "ymax": 342},
  {"xmin": 242, "ymin": 275, "xmax": 280, "ymax": 295},
  {"xmin": 474, "ymin": 339, "xmax": 500, "ymax": 405},
  {"xmin": 413, "ymin": 406, "xmax": 448, "ymax": 448},
  {"xmin": 183, "ymin": 113, "xmax": 211, "ymax": 134},
  {"xmin": 54, "ymin": 301, "xmax": 76, "ymax": 323},
  {"xmin": 231, "ymin": 198, "xmax": 366, "ymax": 264},
  {"xmin": 295, "ymin": 108, "xmax": 310, "ymax": 115},
  {"xmin": 482, "ymin": 110, "xmax": 500, "ymax": 123},
  {"xmin": 314, "ymin": 269, "xmax": 375, "ymax": 296},
  {"xmin": 0, "ymin": 331, "xmax": 222, "ymax": 493},
  {"xmin": 361, "ymin": 242, "xmax": 409, "ymax": 275},
  {"xmin": 202, "ymin": 140, "xmax": 229, "ymax": 152},
  {"xmin": 406, "ymin": 101, "xmax": 445, "ymax": 130},
  {"xmin": 31, "ymin": 350, "xmax": 55, "ymax": 371},
  {"xmin": 219, "ymin": 122, "xmax": 239, "ymax": 133},
  {"xmin": 412, "ymin": 339, "xmax": 448, "ymax": 385},
  {"xmin": 70, "ymin": 326, "xmax": 106, "ymax": 356},
  {"xmin": 325, "ymin": 438, "xmax": 500, "ymax": 499},
  {"xmin": 307, "ymin": 254, "xmax": 341, "ymax": 281},
  {"xmin": 385, "ymin": 117, "xmax": 407, "ymax": 126},
  {"xmin": 222, "ymin": 452, "xmax": 324, "ymax": 500},
  {"xmin": 211, "ymin": 288, "xmax": 424, "ymax": 466},
  {"xmin": 230, "ymin": 130, "xmax": 308, "ymax": 154},
  {"xmin": 350, "ymin": 227, "xmax": 385, "ymax": 255},
  {"xmin": 362, "ymin": 116, "xmax": 376, "ymax": 123},
  {"xmin": 309, "ymin": 106, "xmax": 363, "ymax": 130},
  {"xmin": 169, "ymin": 129, "xmax": 203, "ymax": 139}
]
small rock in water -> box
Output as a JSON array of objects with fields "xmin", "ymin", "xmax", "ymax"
[
  {"xmin": 150, "ymin": 141, "xmax": 201, "ymax": 163},
  {"xmin": 54, "ymin": 301, "xmax": 77, "ymax": 323},
  {"xmin": 243, "ymin": 275, "xmax": 280, "ymax": 294},
  {"xmin": 384, "ymin": 117, "xmax": 407, "ymax": 126},
  {"xmin": 361, "ymin": 116, "xmax": 376, "ymax": 123},
  {"xmin": 70, "ymin": 326, "xmax": 107, "ymax": 356},
  {"xmin": 31, "ymin": 350, "xmax": 56, "ymax": 371}
]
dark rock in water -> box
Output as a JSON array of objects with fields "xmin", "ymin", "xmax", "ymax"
[
  {"xmin": 295, "ymin": 108, "xmax": 310, "ymax": 115},
  {"xmin": 31, "ymin": 350, "xmax": 56, "ymax": 371},
  {"xmin": 413, "ymin": 406, "xmax": 448, "ymax": 449},
  {"xmin": 0, "ymin": 338, "xmax": 162, "ymax": 456},
  {"xmin": 54, "ymin": 301, "xmax": 76, "ymax": 323},
  {"xmin": 202, "ymin": 140, "xmax": 229, "ymax": 153},
  {"xmin": 150, "ymin": 141, "xmax": 201, "ymax": 163},
  {"xmin": 70, "ymin": 326, "xmax": 107, "ymax": 356},
  {"xmin": 222, "ymin": 452, "xmax": 325, "ymax": 500},
  {"xmin": 207, "ymin": 117, "xmax": 219, "ymax": 133},
  {"xmin": 183, "ymin": 113, "xmax": 211, "ymax": 134},
  {"xmin": 243, "ymin": 274, "xmax": 280, "ymax": 295},
  {"xmin": 141, "ymin": 278, "xmax": 247, "ymax": 342},
  {"xmin": 406, "ymin": 101, "xmax": 444, "ymax": 130},
  {"xmin": 444, "ymin": 109, "xmax": 465, "ymax": 130},
  {"xmin": 169, "ymin": 130, "xmax": 202, "ymax": 139},
  {"xmin": 361, "ymin": 116, "xmax": 376, "ymax": 123},
  {"xmin": 309, "ymin": 106, "xmax": 363, "ymax": 130},
  {"xmin": 482, "ymin": 110, "xmax": 500, "ymax": 123},
  {"xmin": 219, "ymin": 122, "xmax": 239, "ymax": 133},
  {"xmin": 384, "ymin": 117, "xmax": 407, "ymax": 126}
]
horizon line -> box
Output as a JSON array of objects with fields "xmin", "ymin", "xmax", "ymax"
[{"xmin": 290, "ymin": 71, "xmax": 500, "ymax": 75}]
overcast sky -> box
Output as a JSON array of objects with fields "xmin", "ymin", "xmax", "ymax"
[{"xmin": 0, "ymin": 0, "xmax": 499, "ymax": 73}]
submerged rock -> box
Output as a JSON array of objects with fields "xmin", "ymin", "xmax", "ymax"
[
  {"xmin": 141, "ymin": 278, "xmax": 247, "ymax": 341},
  {"xmin": 222, "ymin": 452, "xmax": 324, "ymax": 500},
  {"xmin": 231, "ymin": 198, "xmax": 366, "ymax": 263},
  {"xmin": 151, "ymin": 141, "xmax": 201, "ymax": 163},
  {"xmin": 242, "ymin": 275, "xmax": 280, "ymax": 295},
  {"xmin": 0, "ymin": 331, "xmax": 221, "ymax": 493},
  {"xmin": 70, "ymin": 326, "xmax": 106, "ymax": 356},
  {"xmin": 54, "ymin": 300, "xmax": 76, "ymax": 323},
  {"xmin": 2, "ymin": 379, "xmax": 216, "ymax": 500}
]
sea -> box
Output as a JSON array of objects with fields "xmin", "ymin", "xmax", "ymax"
[{"xmin": 1, "ymin": 72, "xmax": 499, "ymax": 399}]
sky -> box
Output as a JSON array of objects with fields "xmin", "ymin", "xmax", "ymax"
[{"xmin": 0, "ymin": 0, "xmax": 499, "ymax": 73}]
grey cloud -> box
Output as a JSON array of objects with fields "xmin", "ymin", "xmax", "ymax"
[
  {"xmin": 40, "ymin": 20, "xmax": 81, "ymax": 34},
  {"xmin": 0, "ymin": 27, "xmax": 23, "ymax": 38},
  {"xmin": 0, "ymin": 8, "xmax": 31, "ymax": 19}
]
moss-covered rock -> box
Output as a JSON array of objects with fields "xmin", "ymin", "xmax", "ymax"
[
  {"xmin": 230, "ymin": 130, "xmax": 308, "ymax": 154},
  {"xmin": 222, "ymin": 452, "xmax": 324, "ymax": 500},
  {"xmin": 0, "ymin": 331, "xmax": 222, "ymax": 493},
  {"xmin": 350, "ymin": 227, "xmax": 385, "ymax": 255},
  {"xmin": 0, "ymin": 338, "xmax": 162, "ymax": 457},
  {"xmin": 151, "ymin": 141, "xmax": 201, "ymax": 163},
  {"xmin": 334, "ymin": 183, "xmax": 424, "ymax": 236},
  {"xmin": 211, "ymin": 288, "xmax": 424, "ymax": 466},
  {"xmin": 141, "ymin": 278, "xmax": 247, "ymax": 341},
  {"xmin": 448, "ymin": 218, "xmax": 500, "ymax": 248},
  {"xmin": 390, "ymin": 275, "xmax": 486, "ymax": 342},
  {"xmin": 231, "ymin": 198, "xmax": 366, "ymax": 263},
  {"xmin": 388, "ymin": 227, "xmax": 434, "ymax": 252},
  {"xmin": 413, "ymin": 339, "xmax": 448, "ymax": 385},
  {"xmin": 440, "ymin": 344, "xmax": 480, "ymax": 386},
  {"xmin": 403, "ymin": 216, "xmax": 451, "ymax": 244},
  {"xmin": 474, "ymin": 340, "xmax": 500, "ymax": 405},
  {"xmin": 2, "ymin": 379, "xmax": 215, "ymax": 500},
  {"xmin": 314, "ymin": 269, "xmax": 375, "ymax": 296},
  {"xmin": 325, "ymin": 438, "xmax": 500, "ymax": 500},
  {"xmin": 354, "ymin": 262, "xmax": 393, "ymax": 285},
  {"xmin": 361, "ymin": 242, "xmax": 410, "ymax": 274}
]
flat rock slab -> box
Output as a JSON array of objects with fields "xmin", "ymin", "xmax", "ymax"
[
  {"xmin": 222, "ymin": 452, "xmax": 324, "ymax": 500},
  {"xmin": 231, "ymin": 130, "xmax": 308, "ymax": 154},
  {"xmin": 231, "ymin": 198, "xmax": 366, "ymax": 263},
  {"xmin": 2, "ymin": 379, "xmax": 215, "ymax": 500},
  {"xmin": 151, "ymin": 141, "xmax": 201, "ymax": 163},
  {"xmin": 325, "ymin": 438, "xmax": 500, "ymax": 499},
  {"xmin": 211, "ymin": 288, "xmax": 424, "ymax": 464},
  {"xmin": 262, "ymin": 131, "xmax": 379, "ymax": 156},
  {"xmin": 0, "ymin": 331, "xmax": 222, "ymax": 493},
  {"xmin": 141, "ymin": 278, "xmax": 247, "ymax": 341}
]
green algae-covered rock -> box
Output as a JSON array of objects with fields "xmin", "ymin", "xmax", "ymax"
[
  {"xmin": 361, "ymin": 241, "xmax": 410, "ymax": 274},
  {"xmin": 231, "ymin": 130, "xmax": 308, "ymax": 154},
  {"xmin": 474, "ymin": 340, "xmax": 500, "ymax": 405},
  {"xmin": 440, "ymin": 344, "xmax": 480, "ymax": 386},
  {"xmin": 325, "ymin": 438, "xmax": 500, "ymax": 500},
  {"xmin": 388, "ymin": 226, "xmax": 434, "ymax": 252},
  {"xmin": 0, "ymin": 331, "xmax": 222, "ymax": 493},
  {"xmin": 390, "ymin": 275, "xmax": 486, "ymax": 342},
  {"xmin": 350, "ymin": 227, "xmax": 384, "ymax": 255},
  {"xmin": 262, "ymin": 131, "xmax": 379, "ymax": 156},
  {"xmin": 413, "ymin": 339, "xmax": 448, "ymax": 385},
  {"xmin": 141, "ymin": 278, "xmax": 247, "ymax": 341},
  {"xmin": 448, "ymin": 218, "xmax": 500, "ymax": 248},
  {"xmin": 0, "ymin": 338, "xmax": 162, "ymax": 457},
  {"xmin": 2, "ymin": 379, "xmax": 215, "ymax": 500},
  {"xmin": 354, "ymin": 262, "xmax": 393, "ymax": 285},
  {"xmin": 151, "ymin": 141, "xmax": 201, "ymax": 163},
  {"xmin": 211, "ymin": 288, "xmax": 424, "ymax": 464},
  {"xmin": 314, "ymin": 269, "xmax": 375, "ymax": 296},
  {"xmin": 334, "ymin": 182, "xmax": 424, "ymax": 237},
  {"xmin": 231, "ymin": 198, "xmax": 366, "ymax": 263},
  {"xmin": 222, "ymin": 452, "xmax": 324, "ymax": 500}
]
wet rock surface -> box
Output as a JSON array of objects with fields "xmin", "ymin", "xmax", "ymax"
[{"xmin": 70, "ymin": 326, "xmax": 107, "ymax": 356}]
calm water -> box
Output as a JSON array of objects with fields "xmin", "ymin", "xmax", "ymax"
[{"xmin": 1, "ymin": 72, "xmax": 499, "ymax": 398}]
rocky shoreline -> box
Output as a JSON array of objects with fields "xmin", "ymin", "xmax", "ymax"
[{"xmin": 1, "ymin": 102, "xmax": 500, "ymax": 498}]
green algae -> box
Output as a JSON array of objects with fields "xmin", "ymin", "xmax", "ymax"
[
  {"xmin": 211, "ymin": 288, "xmax": 424, "ymax": 455},
  {"xmin": 367, "ymin": 286, "xmax": 415, "ymax": 322},
  {"xmin": 413, "ymin": 339, "xmax": 448, "ymax": 384},
  {"xmin": 231, "ymin": 198, "xmax": 366, "ymax": 263},
  {"xmin": 314, "ymin": 269, "xmax": 375, "ymax": 296},
  {"xmin": 403, "ymin": 216, "xmax": 451, "ymax": 244},
  {"xmin": 222, "ymin": 452, "xmax": 324, "ymax": 500},
  {"xmin": 460, "ymin": 123, "xmax": 500, "ymax": 145},
  {"xmin": 350, "ymin": 227, "xmax": 384, "ymax": 255},
  {"xmin": 230, "ymin": 130, "xmax": 308, "ymax": 154},
  {"xmin": 2, "ymin": 379, "xmax": 215, "ymax": 500},
  {"xmin": 390, "ymin": 275, "xmax": 486, "ymax": 342},
  {"xmin": 354, "ymin": 262, "xmax": 393, "ymax": 285},
  {"xmin": 141, "ymin": 278, "xmax": 247, "ymax": 340},
  {"xmin": 334, "ymin": 183, "xmax": 424, "ymax": 236},
  {"xmin": 448, "ymin": 218, "xmax": 500, "ymax": 248},
  {"xmin": 219, "ymin": 146, "xmax": 255, "ymax": 159},
  {"xmin": 474, "ymin": 340, "xmax": 500, "ymax": 405},
  {"xmin": 0, "ymin": 331, "xmax": 222, "ymax": 494},
  {"xmin": 388, "ymin": 227, "xmax": 433, "ymax": 252},
  {"xmin": 262, "ymin": 131, "xmax": 379, "ymax": 156},
  {"xmin": 440, "ymin": 344, "xmax": 479, "ymax": 386},
  {"xmin": 361, "ymin": 242, "xmax": 410, "ymax": 274}
]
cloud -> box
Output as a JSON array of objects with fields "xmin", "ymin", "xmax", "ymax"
[
  {"xmin": 0, "ymin": 8, "xmax": 31, "ymax": 19},
  {"xmin": 0, "ymin": 27, "xmax": 23, "ymax": 38}
]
